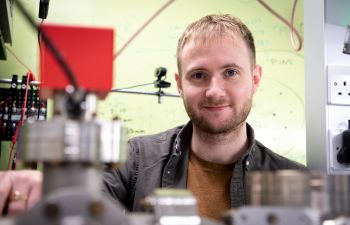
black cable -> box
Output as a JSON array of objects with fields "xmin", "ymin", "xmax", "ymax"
[
  {"xmin": 38, "ymin": 19, "xmax": 44, "ymax": 49},
  {"xmin": 11, "ymin": 152, "xmax": 16, "ymax": 170},
  {"xmin": 37, "ymin": 99, "xmax": 41, "ymax": 120},
  {"xmin": 14, "ymin": 0, "xmax": 79, "ymax": 90}
]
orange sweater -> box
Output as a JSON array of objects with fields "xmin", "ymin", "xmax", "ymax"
[{"xmin": 187, "ymin": 150, "xmax": 234, "ymax": 220}]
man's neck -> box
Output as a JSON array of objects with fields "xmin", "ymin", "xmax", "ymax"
[{"xmin": 191, "ymin": 123, "xmax": 249, "ymax": 164}]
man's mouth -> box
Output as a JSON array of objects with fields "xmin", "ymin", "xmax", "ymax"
[{"xmin": 203, "ymin": 105, "xmax": 229, "ymax": 111}]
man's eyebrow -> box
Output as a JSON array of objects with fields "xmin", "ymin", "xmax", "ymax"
[
  {"xmin": 185, "ymin": 66, "xmax": 207, "ymax": 75},
  {"xmin": 221, "ymin": 63, "xmax": 243, "ymax": 70},
  {"xmin": 185, "ymin": 63, "xmax": 244, "ymax": 75}
]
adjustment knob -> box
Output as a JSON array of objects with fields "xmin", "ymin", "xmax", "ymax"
[
  {"xmin": 337, "ymin": 129, "xmax": 350, "ymax": 165},
  {"xmin": 337, "ymin": 146, "xmax": 350, "ymax": 164}
]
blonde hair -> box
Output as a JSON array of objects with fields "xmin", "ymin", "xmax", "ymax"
[{"xmin": 177, "ymin": 14, "xmax": 256, "ymax": 74}]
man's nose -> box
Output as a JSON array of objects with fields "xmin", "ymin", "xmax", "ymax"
[{"xmin": 205, "ymin": 77, "xmax": 226, "ymax": 99}]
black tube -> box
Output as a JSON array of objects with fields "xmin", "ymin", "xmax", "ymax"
[{"xmin": 14, "ymin": 0, "xmax": 79, "ymax": 90}]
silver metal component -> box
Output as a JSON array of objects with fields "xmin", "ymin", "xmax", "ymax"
[
  {"xmin": 128, "ymin": 213, "xmax": 222, "ymax": 225},
  {"xmin": 224, "ymin": 207, "xmax": 320, "ymax": 225},
  {"xmin": 18, "ymin": 118, "xmax": 100, "ymax": 163},
  {"xmin": 310, "ymin": 172, "xmax": 350, "ymax": 218},
  {"xmin": 16, "ymin": 189, "xmax": 130, "ymax": 225},
  {"xmin": 145, "ymin": 189, "xmax": 201, "ymax": 225},
  {"xmin": 52, "ymin": 93, "xmax": 70, "ymax": 116},
  {"xmin": 65, "ymin": 85, "xmax": 75, "ymax": 94},
  {"xmin": 18, "ymin": 92, "xmax": 127, "ymax": 164},
  {"xmin": 0, "ymin": 78, "xmax": 41, "ymax": 86},
  {"xmin": 42, "ymin": 163, "xmax": 102, "ymax": 195},
  {"xmin": 16, "ymin": 92, "xmax": 130, "ymax": 224},
  {"xmin": 111, "ymin": 88, "xmax": 180, "ymax": 98},
  {"xmin": 246, "ymin": 170, "xmax": 311, "ymax": 207},
  {"xmin": 323, "ymin": 216, "xmax": 350, "ymax": 225},
  {"xmin": 99, "ymin": 120, "xmax": 128, "ymax": 164},
  {"xmin": 246, "ymin": 170, "xmax": 350, "ymax": 219},
  {"xmin": 18, "ymin": 118, "xmax": 128, "ymax": 164},
  {"xmin": 83, "ymin": 93, "xmax": 97, "ymax": 121},
  {"xmin": 128, "ymin": 213, "xmax": 155, "ymax": 225},
  {"xmin": 52, "ymin": 92, "xmax": 96, "ymax": 119}
]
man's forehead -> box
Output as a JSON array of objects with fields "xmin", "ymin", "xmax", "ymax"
[
  {"xmin": 182, "ymin": 34, "xmax": 244, "ymax": 52},
  {"xmin": 178, "ymin": 33, "xmax": 253, "ymax": 73}
]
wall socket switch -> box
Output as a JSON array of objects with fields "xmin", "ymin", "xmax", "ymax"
[{"xmin": 328, "ymin": 65, "xmax": 350, "ymax": 105}]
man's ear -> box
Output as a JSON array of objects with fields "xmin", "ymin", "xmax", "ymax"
[
  {"xmin": 252, "ymin": 64, "xmax": 262, "ymax": 94},
  {"xmin": 175, "ymin": 73, "xmax": 183, "ymax": 97}
]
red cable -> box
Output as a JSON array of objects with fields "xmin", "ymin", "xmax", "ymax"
[
  {"xmin": 114, "ymin": 0, "xmax": 176, "ymax": 58},
  {"xmin": 5, "ymin": 46, "xmax": 32, "ymax": 71},
  {"xmin": 7, "ymin": 71, "xmax": 36, "ymax": 170},
  {"xmin": 4, "ymin": 43, "xmax": 36, "ymax": 169},
  {"xmin": 289, "ymin": 0, "xmax": 299, "ymax": 50},
  {"xmin": 257, "ymin": 0, "xmax": 303, "ymax": 51}
]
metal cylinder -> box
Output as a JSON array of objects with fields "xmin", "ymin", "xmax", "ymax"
[
  {"xmin": 310, "ymin": 172, "xmax": 350, "ymax": 218},
  {"xmin": 18, "ymin": 118, "xmax": 128, "ymax": 164},
  {"xmin": 18, "ymin": 118, "xmax": 100, "ymax": 163},
  {"xmin": 143, "ymin": 189, "xmax": 201, "ymax": 225},
  {"xmin": 246, "ymin": 170, "xmax": 311, "ymax": 207},
  {"xmin": 43, "ymin": 162, "xmax": 102, "ymax": 195},
  {"xmin": 15, "ymin": 91, "xmax": 130, "ymax": 225},
  {"xmin": 246, "ymin": 170, "xmax": 350, "ymax": 218}
]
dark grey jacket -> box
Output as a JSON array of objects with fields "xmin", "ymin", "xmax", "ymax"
[{"xmin": 103, "ymin": 122, "xmax": 305, "ymax": 211}]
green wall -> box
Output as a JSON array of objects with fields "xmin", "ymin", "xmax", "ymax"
[{"xmin": 0, "ymin": 0, "xmax": 305, "ymax": 169}]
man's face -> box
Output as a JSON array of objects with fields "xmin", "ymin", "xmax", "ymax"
[{"xmin": 176, "ymin": 35, "xmax": 262, "ymax": 134}]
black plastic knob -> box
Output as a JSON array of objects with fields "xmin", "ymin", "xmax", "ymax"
[{"xmin": 337, "ymin": 129, "xmax": 350, "ymax": 165}]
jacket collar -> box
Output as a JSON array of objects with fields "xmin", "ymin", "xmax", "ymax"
[
  {"xmin": 173, "ymin": 121, "xmax": 193, "ymax": 156},
  {"xmin": 173, "ymin": 121, "xmax": 256, "ymax": 169},
  {"xmin": 239, "ymin": 123, "xmax": 256, "ymax": 170}
]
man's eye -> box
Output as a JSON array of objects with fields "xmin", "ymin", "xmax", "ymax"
[
  {"xmin": 191, "ymin": 72, "xmax": 205, "ymax": 79},
  {"xmin": 225, "ymin": 69, "xmax": 238, "ymax": 77}
]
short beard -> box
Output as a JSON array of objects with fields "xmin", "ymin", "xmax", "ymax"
[{"xmin": 183, "ymin": 98, "xmax": 252, "ymax": 135}]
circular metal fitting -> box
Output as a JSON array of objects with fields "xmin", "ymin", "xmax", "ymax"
[
  {"xmin": 247, "ymin": 170, "xmax": 311, "ymax": 207},
  {"xmin": 246, "ymin": 170, "xmax": 350, "ymax": 217},
  {"xmin": 18, "ymin": 118, "xmax": 127, "ymax": 164}
]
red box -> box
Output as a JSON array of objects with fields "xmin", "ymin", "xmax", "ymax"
[{"xmin": 40, "ymin": 24, "xmax": 114, "ymax": 92}]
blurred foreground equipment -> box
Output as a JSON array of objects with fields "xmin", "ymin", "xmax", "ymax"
[
  {"xmin": 223, "ymin": 170, "xmax": 350, "ymax": 225},
  {"xmin": 14, "ymin": 24, "xmax": 129, "ymax": 225}
]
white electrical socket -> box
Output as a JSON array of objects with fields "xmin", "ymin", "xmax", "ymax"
[{"xmin": 328, "ymin": 65, "xmax": 350, "ymax": 105}]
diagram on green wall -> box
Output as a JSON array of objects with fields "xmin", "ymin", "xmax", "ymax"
[{"xmin": 0, "ymin": 0, "xmax": 305, "ymax": 165}]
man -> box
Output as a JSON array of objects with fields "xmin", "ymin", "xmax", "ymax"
[
  {"xmin": 0, "ymin": 14, "xmax": 305, "ymax": 220},
  {"xmin": 103, "ymin": 14, "xmax": 305, "ymax": 220}
]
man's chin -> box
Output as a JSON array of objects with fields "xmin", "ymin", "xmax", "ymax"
[{"xmin": 195, "ymin": 121, "xmax": 234, "ymax": 134}]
